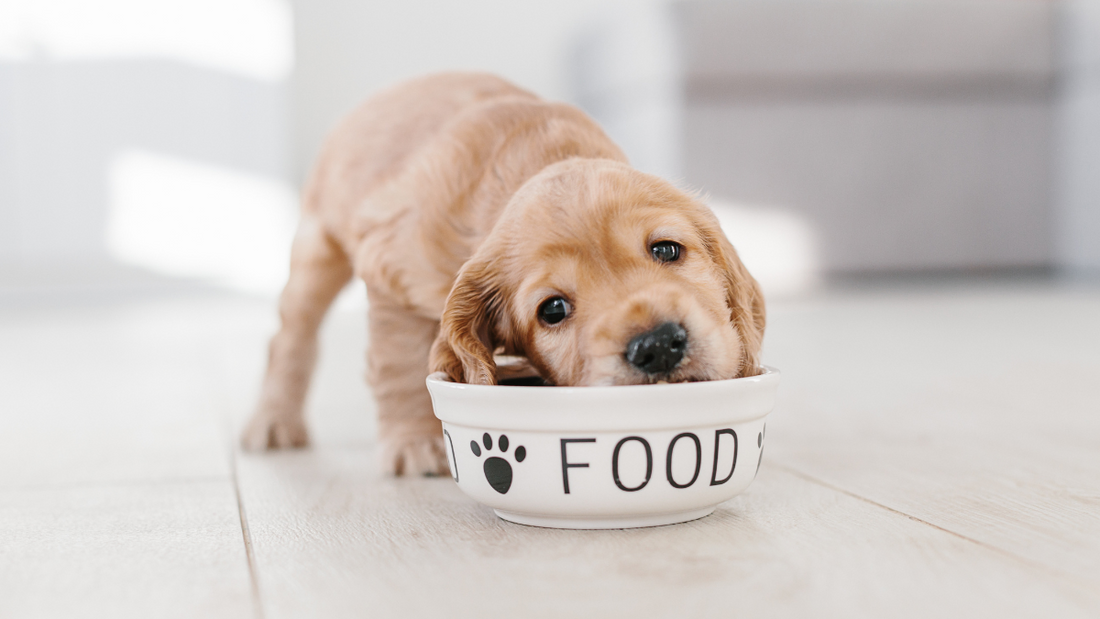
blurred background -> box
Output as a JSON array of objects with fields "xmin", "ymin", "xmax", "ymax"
[
  {"xmin": 4, "ymin": 3, "xmax": 1100, "ymax": 616},
  {"xmin": 3, "ymin": 0, "xmax": 1096, "ymax": 301}
]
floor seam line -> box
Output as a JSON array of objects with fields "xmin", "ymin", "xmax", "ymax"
[
  {"xmin": 770, "ymin": 461, "xmax": 1095, "ymax": 592},
  {"xmin": 230, "ymin": 451, "xmax": 265, "ymax": 619},
  {"xmin": 1, "ymin": 475, "xmax": 232, "ymax": 493}
]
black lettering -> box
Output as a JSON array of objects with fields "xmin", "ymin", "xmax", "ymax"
[
  {"xmin": 666, "ymin": 432, "xmax": 702, "ymax": 489},
  {"xmin": 560, "ymin": 438, "xmax": 596, "ymax": 494},
  {"xmin": 612, "ymin": 436, "xmax": 652, "ymax": 492},
  {"xmin": 709, "ymin": 429, "xmax": 738, "ymax": 486}
]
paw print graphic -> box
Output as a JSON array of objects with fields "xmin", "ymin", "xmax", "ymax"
[{"xmin": 470, "ymin": 432, "xmax": 526, "ymax": 494}]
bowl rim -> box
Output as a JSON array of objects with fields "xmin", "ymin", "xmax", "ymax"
[{"xmin": 426, "ymin": 366, "xmax": 780, "ymax": 432}]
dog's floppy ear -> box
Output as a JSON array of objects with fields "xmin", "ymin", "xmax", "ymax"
[
  {"xmin": 700, "ymin": 214, "xmax": 766, "ymax": 377},
  {"xmin": 430, "ymin": 257, "xmax": 506, "ymax": 385}
]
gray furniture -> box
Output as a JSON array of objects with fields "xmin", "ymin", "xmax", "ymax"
[{"xmin": 574, "ymin": 0, "xmax": 1099, "ymax": 274}]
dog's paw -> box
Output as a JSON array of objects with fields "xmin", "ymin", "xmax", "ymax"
[
  {"xmin": 239, "ymin": 411, "xmax": 310, "ymax": 451},
  {"xmin": 379, "ymin": 434, "xmax": 449, "ymax": 477}
]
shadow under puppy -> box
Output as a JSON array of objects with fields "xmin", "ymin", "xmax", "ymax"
[{"xmin": 241, "ymin": 72, "xmax": 766, "ymax": 475}]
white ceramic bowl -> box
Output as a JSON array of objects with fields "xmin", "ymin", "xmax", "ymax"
[{"xmin": 426, "ymin": 367, "xmax": 779, "ymax": 529}]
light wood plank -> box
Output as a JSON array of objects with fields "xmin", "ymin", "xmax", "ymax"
[
  {"xmin": 0, "ymin": 480, "xmax": 255, "ymax": 618},
  {"xmin": 0, "ymin": 298, "xmax": 260, "ymax": 488},
  {"xmin": 237, "ymin": 448, "xmax": 1098, "ymax": 618},
  {"xmin": 760, "ymin": 285, "xmax": 1100, "ymax": 585}
]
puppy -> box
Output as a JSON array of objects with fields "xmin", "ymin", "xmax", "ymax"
[{"xmin": 241, "ymin": 72, "xmax": 765, "ymax": 475}]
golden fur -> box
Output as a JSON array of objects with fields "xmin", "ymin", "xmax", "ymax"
[{"xmin": 241, "ymin": 72, "xmax": 765, "ymax": 475}]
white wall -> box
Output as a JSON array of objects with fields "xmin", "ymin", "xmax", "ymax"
[
  {"xmin": 287, "ymin": 0, "xmax": 622, "ymax": 181},
  {"xmin": 0, "ymin": 0, "xmax": 624, "ymax": 282},
  {"xmin": 0, "ymin": 61, "xmax": 292, "ymax": 264},
  {"xmin": 0, "ymin": 0, "xmax": 295, "ymax": 276}
]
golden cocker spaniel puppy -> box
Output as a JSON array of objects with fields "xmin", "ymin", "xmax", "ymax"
[{"xmin": 241, "ymin": 72, "xmax": 765, "ymax": 475}]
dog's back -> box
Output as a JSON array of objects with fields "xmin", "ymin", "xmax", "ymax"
[{"xmin": 303, "ymin": 73, "xmax": 535, "ymax": 243}]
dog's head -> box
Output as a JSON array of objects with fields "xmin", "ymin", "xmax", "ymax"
[{"xmin": 430, "ymin": 159, "xmax": 765, "ymax": 386}]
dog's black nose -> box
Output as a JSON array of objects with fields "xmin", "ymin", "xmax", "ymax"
[{"xmin": 625, "ymin": 322, "xmax": 688, "ymax": 375}]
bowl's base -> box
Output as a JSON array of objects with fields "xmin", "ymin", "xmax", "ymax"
[{"xmin": 493, "ymin": 506, "xmax": 716, "ymax": 530}]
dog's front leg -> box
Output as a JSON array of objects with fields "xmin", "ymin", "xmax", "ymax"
[
  {"xmin": 241, "ymin": 219, "xmax": 352, "ymax": 450},
  {"xmin": 366, "ymin": 295, "xmax": 449, "ymax": 476}
]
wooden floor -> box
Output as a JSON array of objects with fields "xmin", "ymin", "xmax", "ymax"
[{"xmin": 2, "ymin": 274, "xmax": 1099, "ymax": 618}]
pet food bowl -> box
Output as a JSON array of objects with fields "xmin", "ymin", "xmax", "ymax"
[{"xmin": 425, "ymin": 367, "xmax": 779, "ymax": 529}]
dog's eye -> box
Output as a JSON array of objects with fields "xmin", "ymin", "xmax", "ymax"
[
  {"xmin": 537, "ymin": 296, "xmax": 570, "ymax": 325},
  {"xmin": 650, "ymin": 241, "xmax": 682, "ymax": 263}
]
